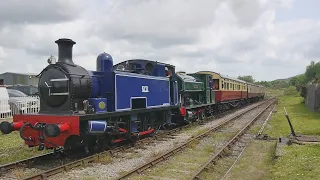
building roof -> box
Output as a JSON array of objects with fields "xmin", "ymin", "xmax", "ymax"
[{"xmin": 0, "ymin": 72, "xmax": 38, "ymax": 76}]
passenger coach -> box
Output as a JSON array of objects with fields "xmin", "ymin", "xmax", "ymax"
[{"xmin": 197, "ymin": 71, "xmax": 265, "ymax": 103}]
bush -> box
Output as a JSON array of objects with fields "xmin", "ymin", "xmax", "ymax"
[{"xmin": 284, "ymin": 86, "xmax": 299, "ymax": 96}]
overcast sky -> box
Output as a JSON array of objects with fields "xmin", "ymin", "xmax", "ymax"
[{"xmin": 0, "ymin": 0, "xmax": 319, "ymax": 81}]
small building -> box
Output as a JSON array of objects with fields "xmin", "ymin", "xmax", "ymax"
[
  {"xmin": 0, "ymin": 72, "xmax": 39, "ymax": 86},
  {"xmin": 305, "ymin": 83, "xmax": 320, "ymax": 112}
]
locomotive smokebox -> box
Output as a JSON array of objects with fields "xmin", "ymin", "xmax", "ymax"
[{"xmin": 55, "ymin": 38, "xmax": 76, "ymax": 64}]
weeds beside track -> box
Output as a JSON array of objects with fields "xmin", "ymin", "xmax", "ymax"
[
  {"xmin": 0, "ymin": 98, "xmax": 271, "ymax": 180},
  {"xmin": 116, "ymin": 99, "xmax": 275, "ymax": 180}
]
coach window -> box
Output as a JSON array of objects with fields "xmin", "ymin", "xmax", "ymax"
[
  {"xmin": 222, "ymin": 81, "xmax": 224, "ymax": 89},
  {"xmin": 213, "ymin": 79, "xmax": 219, "ymax": 90}
]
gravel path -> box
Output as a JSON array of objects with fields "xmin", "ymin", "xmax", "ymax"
[{"xmin": 51, "ymin": 102, "xmax": 262, "ymax": 180}]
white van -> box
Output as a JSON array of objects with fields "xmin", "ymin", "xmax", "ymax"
[{"xmin": 0, "ymin": 85, "xmax": 11, "ymax": 118}]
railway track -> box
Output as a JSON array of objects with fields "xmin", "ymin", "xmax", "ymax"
[
  {"xmin": 116, "ymin": 98, "xmax": 275, "ymax": 180},
  {"xmin": 0, "ymin": 101, "xmax": 245, "ymax": 176},
  {"xmin": 0, "ymin": 98, "xmax": 271, "ymax": 180},
  {"xmin": 189, "ymin": 102, "xmax": 277, "ymax": 180},
  {"xmin": 218, "ymin": 104, "xmax": 277, "ymax": 180}
]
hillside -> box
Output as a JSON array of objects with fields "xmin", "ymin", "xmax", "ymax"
[{"xmin": 272, "ymin": 74, "xmax": 303, "ymax": 83}]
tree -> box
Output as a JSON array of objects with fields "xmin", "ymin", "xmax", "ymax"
[
  {"xmin": 238, "ymin": 75, "xmax": 255, "ymax": 83},
  {"xmin": 289, "ymin": 76, "xmax": 297, "ymax": 86},
  {"xmin": 256, "ymin": 81, "xmax": 271, "ymax": 88},
  {"xmin": 305, "ymin": 61, "xmax": 320, "ymax": 83},
  {"xmin": 295, "ymin": 74, "xmax": 307, "ymax": 86}
]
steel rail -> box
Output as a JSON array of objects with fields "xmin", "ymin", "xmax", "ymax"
[
  {"xmin": 0, "ymin": 127, "xmax": 179, "ymax": 178},
  {"xmin": 220, "ymin": 103, "xmax": 277, "ymax": 180},
  {"xmin": 1, "ymin": 98, "xmax": 270, "ymax": 180},
  {"xmin": 0, "ymin": 152, "xmax": 54, "ymax": 172},
  {"xmin": 116, "ymin": 98, "xmax": 275, "ymax": 180},
  {"xmin": 0, "ymin": 98, "xmax": 250, "ymax": 174},
  {"xmin": 257, "ymin": 103, "xmax": 277, "ymax": 137},
  {"xmin": 189, "ymin": 100, "xmax": 275, "ymax": 180}
]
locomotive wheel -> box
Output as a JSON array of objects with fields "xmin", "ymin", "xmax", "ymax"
[
  {"xmin": 200, "ymin": 111, "xmax": 205, "ymax": 120},
  {"xmin": 97, "ymin": 136, "xmax": 117, "ymax": 151}
]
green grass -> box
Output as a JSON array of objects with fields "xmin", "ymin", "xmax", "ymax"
[
  {"xmin": 221, "ymin": 140, "xmax": 276, "ymax": 180},
  {"xmin": 265, "ymin": 143, "xmax": 320, "ymax": 180},
  {"xmin": 0, "ymin": 131, "xmax": 50, "ymax": 165},
  {"xmin": 266, "ymin": 88, "xmax": 285, "ymax": 98},
  {"xmin": 226, "ymin": 90, "xmax": 320, "ymax": 180},
  {"xmin": 263, "ymin": 95, "xmax": 320, "ymax": 137},
  {"xmin": 225, "ymin": 141, "xmax": 320, "ymax": 180}
]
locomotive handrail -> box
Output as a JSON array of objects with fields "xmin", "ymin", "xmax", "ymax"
[
  {"xmin": 50, "ymin": 78, "xmax": 69, "ymax": 82},
  {"xmin": 47, "ymin": 76, "xmax": 70, "ymax": 96},
  {"xmin": 79, "ymin": 105, "xmax": 180, "ymax": 120}
]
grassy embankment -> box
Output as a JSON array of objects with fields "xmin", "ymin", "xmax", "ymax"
[
  {"xmin": 0, "ymin": 131, "xmax": 50, "ymax": 165},
  {"xmin": 225, "ymin": 87, "xmax": 320, "ymax": 180}
]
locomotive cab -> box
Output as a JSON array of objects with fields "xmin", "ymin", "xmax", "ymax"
[{"xmin": 114, "ymin": 59, "xmax": 175, "ymax": 77}]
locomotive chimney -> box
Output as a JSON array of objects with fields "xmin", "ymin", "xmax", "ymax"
[{"xmin": 55, "ymin": 38, "xmax": 76, "ymax": 64}]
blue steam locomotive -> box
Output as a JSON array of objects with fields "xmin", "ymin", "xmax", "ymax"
[{"xmin": 0, "ymin": 38, "xmax": 182, "ymax": 153}]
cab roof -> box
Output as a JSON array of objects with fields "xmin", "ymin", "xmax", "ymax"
[{"xmin": 114, "ymin": 59, "xmax": 175, "ymax": 68}]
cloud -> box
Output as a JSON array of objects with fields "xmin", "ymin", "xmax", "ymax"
[
  {"xmin": 0, "ymin": 0, "xmax": 319, "ymax": 82},
  {"xmin": 0, "ymin": 0, "xmax": 82, "ymax": 26}
]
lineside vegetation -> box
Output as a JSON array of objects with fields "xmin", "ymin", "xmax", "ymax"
[{"xmin": 225, "ymin": 87, "xmax": 320, "ymax": 180}]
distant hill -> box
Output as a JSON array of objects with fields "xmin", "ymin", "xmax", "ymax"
[
  {"xmin": 257, "ymin": 74, "xmax": 304, "ymax": 89},
  {"xmin": 272, "ymin": 74, "xmax": 303, "ymax": 83}
]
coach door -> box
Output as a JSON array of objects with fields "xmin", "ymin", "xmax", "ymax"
[{"xmin": 240, "ymin": 84, "xmax": 243, "ymax": 99}]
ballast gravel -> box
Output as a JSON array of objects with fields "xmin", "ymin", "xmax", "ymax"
[{"xmin": 51, "ymin": 103, "xmax": 260, "ymax": 180}]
